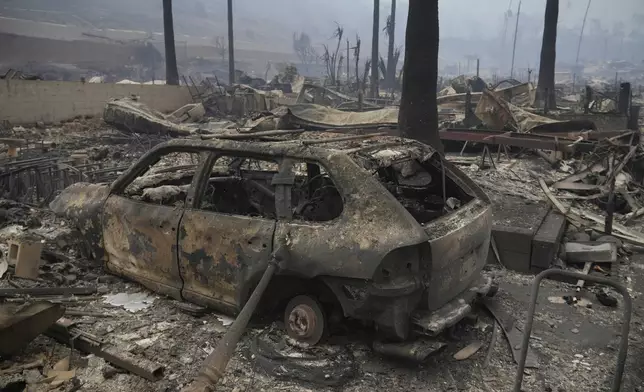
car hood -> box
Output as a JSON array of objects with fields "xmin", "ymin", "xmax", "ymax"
[
  {"xmin": 50, "ymin": 182, "xmax": 111, "ymax": 218},
  {"xmin": 50, "ymin": 182, "xmax": 111, "ymax": 260}
]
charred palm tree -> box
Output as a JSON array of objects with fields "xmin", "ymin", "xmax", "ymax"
[
  {"xmin": 370, "ymin": 0, "xmax": 380, "ymax": 98},
  {"xmin": 385, "ymin": 0, "xmax": 396, "ymax": 89},
  {"xmin": 398, "ymin": 0, "xmax": 442, "ymax": 153},
  {"xmin": 162, "ymin": 0, "xmax": 179, "ymax": 85},
  {"xmin": 227, "ymin": 0, "xmax": 235, "ymax": 84},
  {"xmin": 536, "ymin": 0, "xmax": 559, "ymax": 109}
]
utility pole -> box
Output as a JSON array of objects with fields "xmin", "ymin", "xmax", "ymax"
[
  {"xmin": 575, "ymin": 0, "xmax": 592, "ymax": 68},
  {"xmin": 501, "ymin": 0, "xmax": 513, "ymax": 70},
  {"xmin": 162, "ymin": 0, "xmax": 179, "ymax": 85},
  {"xmin": 227, "ymin": 0, "xmax": 235, "ymax": 85},
  {"xmin": 370, "ymin": 0, "xmax": 380, "ymax": 98},
  {"xmin": 502, "ymin": 0, "xmax": 514, "ymax": 48},
  {"xmin": 510, "ymin": 0, "xmax": 522, "ymax": 78}
]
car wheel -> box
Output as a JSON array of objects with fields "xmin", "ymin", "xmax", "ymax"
[{"xmin": 284, "ymin": 295, "xmax": 326, "ymax": 346}]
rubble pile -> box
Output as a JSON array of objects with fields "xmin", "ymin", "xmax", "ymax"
[{"xmin": 1, "ymin": 75, "xmax": 644, "ymax": 392}]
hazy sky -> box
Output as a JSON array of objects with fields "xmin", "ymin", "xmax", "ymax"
[
  {"xmin": 235, "ymin": 0, "xmax": 644, "ymax": 52},
  {"xmin": 435, "ymin": 0, "xmax": 643, "ymax": 39},
  {"xmin": 2, "ymin": 0, "xmax": 643, "ymax": 68},
  {"xmin": 4, "ymin": 0, "xmax": 643, "ymax": 44}
]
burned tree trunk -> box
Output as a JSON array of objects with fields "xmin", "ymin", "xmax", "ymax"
[
  {"xmin": 162, "ymin": 0, "xmax": 179, "ymax": 86},
  {"xmin": 398, "ymin": 0, "xmax": 443, "ymax": 153},
  {"xmin": 370, "ymin": 0, "xmax": 380, "ymax": 98},
  {"xmin": 536, "ymin": 0, "xmax": 559, "ymax": 109},
  {"xmin": 227, "ymin": 0, "xmax": 236, "ymax": 84},
  {"xmin": 386, "ymin": 0, "xmax": 396, "ymax": 90}
]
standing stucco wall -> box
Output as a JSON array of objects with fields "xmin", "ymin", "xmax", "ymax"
[
  {"xmin": 0, "ymin": 80, "xmax": 193, "ymax": 124},
  {"xmin": 0, "ymin": 33, "xmax": 144, "ymax": 67}
]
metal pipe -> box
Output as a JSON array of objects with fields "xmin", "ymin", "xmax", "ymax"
[
  {"xmin": 343, "ymin": 140, "xmax": 405, "ymax": 154},
  {"xmin": 202, "ymin": 129, "xmax": 305, "ymax": 140},
  {"xmin": 182, "ymin": 255, "xmax": 282, "ymax": 392},
  {"xmin": 301, "ymin": 132, "xmax": 387, "ymax": 145},
  {"xmin": 0, "ymin": 287, "xmax": 97, "ymax": 297},
  {"xmin": 513, "ymin": 269, "xmax": 631, "ymax": 392},
  {"xmin": 605, "ymin": 175, "xmax": 616, "ymax": 235}
]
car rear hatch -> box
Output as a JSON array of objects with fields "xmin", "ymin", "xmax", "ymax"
[
  {"xmin": 364, "ymin": 147, "xmax": 492, "ymax": 311},
  {"xmin": 421, "ymin": 197, "xmax": 491, "ymax": 310}
]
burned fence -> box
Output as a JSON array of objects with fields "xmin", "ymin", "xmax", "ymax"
[{"xmin": 0, "ymin": 155, "xmax": 126, "ymax": 206}]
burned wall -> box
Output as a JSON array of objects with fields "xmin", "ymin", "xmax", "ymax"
[
  {"xmin": 0, "ymin": 80, "xmax": 192, "ymax": 124},
  {"xmin": 0, "ymin": 33, "xmax": 147, "ymax": 69}
]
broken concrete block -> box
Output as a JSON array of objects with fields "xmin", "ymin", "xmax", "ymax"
[
  {"xmin": 531, "ymin": 212, "xmax": 566, "ymax": 269},
  {"xmin": 8, "ymin": 239, "xmax": 43, "ymax": 279},
  {"xmin": 564, "ymin": 242, "xmax": 617, "ymax": 264},
  {"xmin": 491, "ymin": 199, "xmax": 550, "ymax": 273},
  {"xmin": 167, "ymin": 103, "xmax": 205, "ymax": 123},
  {"xmin": 596, "ymin": 235, "xmax": 623, "ymax": 249}
]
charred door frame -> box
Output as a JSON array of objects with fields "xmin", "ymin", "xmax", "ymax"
[
  {"xmin": 102, "ymin": 146, "xmax": 210, "ymax": 300},
  {"xmin": 177, "ymin": 151, "xmax": 291, "ymax": 313}
]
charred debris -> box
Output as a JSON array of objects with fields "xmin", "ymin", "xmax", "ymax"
[{"xmin": 0, "ymin": 74, "xmax": 643, "ymax": 391}]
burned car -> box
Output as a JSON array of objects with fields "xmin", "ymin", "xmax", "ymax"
[{"xmin": 51, "ymin": 132, "xmax": 493, "ymax": 345}]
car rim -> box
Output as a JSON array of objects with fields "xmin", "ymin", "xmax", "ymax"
[
  {"xmin": 289, "ymin": 304, "xmax": 318, "ymax": 338},
  {"xmin": 285, "ymin": 295, "xmax": 325, "ymax": 345}
]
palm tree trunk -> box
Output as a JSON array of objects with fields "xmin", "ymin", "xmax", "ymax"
[
  {"xmin": 398, "ymin": 0, "xmax": 442, "ymax": 153},
  {"xmin": 386, "ymin": 0, "xmax": 396, "ymax": 90},
  {"xmin": 370, "ymin": 0, "xmax": 380, "ymax": 99},
  {"xmin": 162, "ymin": 0, "xmax": 179, "ymax": 85},
  {"xmin": 536, "ymin": 0, "xmax": 559, "ymax": 109},
  {"xmin": 227, "ymin": 0, "xmax": 236, "ymax": 84}
]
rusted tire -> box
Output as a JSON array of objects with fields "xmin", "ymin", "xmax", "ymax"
[{"xmin": 284, "ymin": 295, "xmax": 326, "ymax": 346}]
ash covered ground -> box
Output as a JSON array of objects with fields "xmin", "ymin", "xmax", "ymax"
[{"xmin": 1, "ymin": 120, "xmax": 643, "ymax": 392}]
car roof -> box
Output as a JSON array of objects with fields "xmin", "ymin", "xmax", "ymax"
[{"xmin": 154, "ymin": 131, "xmax": 436, "ymax": 167}]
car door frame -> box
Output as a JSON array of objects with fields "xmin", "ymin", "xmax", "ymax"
[
  {"xmin": 177, "ymin": 150, "xmax": 284, "ymax": 314},
  {"xmin": 101, "ymin": 145, "xmax": 210, "ymax": 300}
]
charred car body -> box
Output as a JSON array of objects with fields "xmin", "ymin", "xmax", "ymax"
[{"xmin": 51, "ymin": 132, "xmax": 493, "ymax": 344}]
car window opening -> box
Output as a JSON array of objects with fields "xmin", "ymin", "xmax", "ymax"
[
  {"xmin": 291, "ymin": 162, "xmax": 343, "ymax": 222},
  {"xmin": 200, "ymin": 157, "xmax": 343, "ymax": 222},
  {"xmin": 199, "ymin": 156, "xmax": 278, "ymax": 218},
  {"xmin": 374, "ymin": 157, "xmax": 474, "ymax": 224},
  {"xmin": 122, "ymin": 152, "xmax": 201, "ymax": 207}
]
